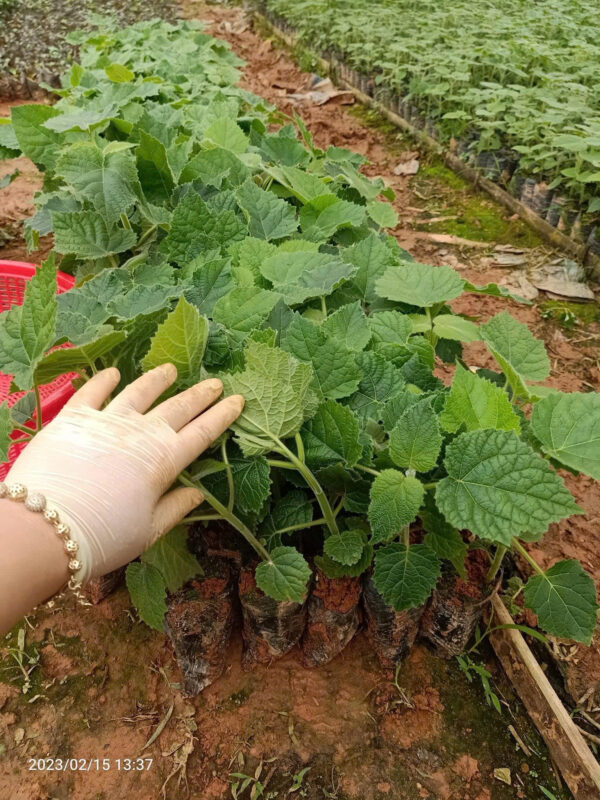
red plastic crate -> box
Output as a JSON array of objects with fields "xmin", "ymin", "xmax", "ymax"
[{"xmin": 0, "ymin": 260, "xmax": 77, "ymax": 479}]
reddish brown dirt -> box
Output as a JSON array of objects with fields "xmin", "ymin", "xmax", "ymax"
[
  {"xmin": 454, "ymin": 549, "xmax": 489, "ymax": 601},
  {"xmin": 0, "ymin": 3, "xmax": 595, "ymax": 797},
  {"xmin": 311, "ymin": 568, "xmax": 361, "ymax": 613}
]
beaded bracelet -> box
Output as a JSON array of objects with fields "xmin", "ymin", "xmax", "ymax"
[{"xmin": 0, "ymin": 481, "xmax": 83, "ymax": 591}]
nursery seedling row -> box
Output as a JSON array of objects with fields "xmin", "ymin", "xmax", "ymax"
[{"xmin": 255, "ymin": 0, "xmax": 600, "ymax": 277}]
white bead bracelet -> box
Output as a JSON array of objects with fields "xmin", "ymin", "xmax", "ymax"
[{"xmin": 0, "ymin": 482, "xmax": 83, "ymax": 591}]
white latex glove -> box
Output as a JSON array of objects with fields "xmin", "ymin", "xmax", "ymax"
[{"xmin": 7, "ymin": 365, "xmax": 244, "ymax": 583}]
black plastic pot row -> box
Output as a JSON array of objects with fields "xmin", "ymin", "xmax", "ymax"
[
  {"xmin": 164, "ymin": 557, "xmax": 495, "ymax": 697},
  {"xmin": 259, "ymin": 6, "xmax": 600, "ymax": 257}
]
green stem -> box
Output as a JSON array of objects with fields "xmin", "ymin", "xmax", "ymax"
[
  {"xmin": 184, "ymin": 514, "xmax": 223, "ymax": 522},
  {"xmin": 267, "ymin": 458, "xmax": 297, "ymax": 471},
  {"xmin": 320, "ymin": 296, "xmax": 327, "ymax": 317},
  {"xmin": 402, "ymin": 525, "xmax": 410, "ymax": 547},
  {"xmin": 275, "ymin": 517, "xmax": 326, "ymax": 536},
  {"xmin": 10, "ymin": 437, "xmax": 31, "ymax": 445},
  {"xmin": 180, "ymin": 474, "xmax": 271, "ymax": 562},
  {"xmin": 354, "ymin": 463, "xmax": 380, "ymax": 477},
  {"xmin": 274, "ymin": 439, "xmax": 339, "ymax": 535},
  {"xmin": 221, "ymin": 438, "xmax": 235, "ymax": 512},
  {"xmin": 137, "ymin": 224, "xmax": 157, "ymax": 247},
  {"xmin": 422, "ymin": 481, "xmax": 437, "ymax": 490},
  {"xmin": 34, "ymin": 386, "xmax": 43, "ymax": 432},
  {"xmin": 295, "ymin": 432, "xmax": 305, "ymax": 464},
  {"xmin": 486, "ymin": 545, "xmax": 507, "ymax": 583},
  {"xmin": 511, "ymin": 539, "xmax": 545, "ymax": 576},
  {"xmin": 11, "ymin": 423, "xmax": 34, "ymax": 436}
]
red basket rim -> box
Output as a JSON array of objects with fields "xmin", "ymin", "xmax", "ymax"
[
  {"xmin": 0, "ymin": 259, "xmax": 77, "ymax": 478},
  {"xmin": 0, "ymin": 259, "xmax": 75, "ymax": 293}
]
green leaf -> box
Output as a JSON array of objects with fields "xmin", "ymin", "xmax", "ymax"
[
  {"xmin": 260, "ymin": 250, "xmax": 355, "ymax": 305},
  {"xmin": 368, "ymin": 469, "xmax": 425, "ymax": 543},
  {"xmin": 142, "ymin": 297, "xmax": 208, "ymax": 387},
  {"xmin": 57, "ymin": 141, "xmax": 139, "ymax": 223},
  {"xmin": 523, "ymin": 560, "xmax": 598, "ymax": 644},
  {"xmin": 376, "ymin": 262, "xmax": 464, "ymax": 307},
  {"xmin": 230, "ymin": 455, "xmax": 271, "ymax": 513},
  {"xmin": 266, "ymin": 164, "xmax": 326, "ymax": 202},
  {"xmin": 0, "ymin": 403, "xmax": 11, "ymax": 462},
  {"xmin": 184, "ymin": 258, "xmax": 235, "ymax": 315},
  {"xmin": 260, "ymin": 490, "xmax": 313, "ymax": 549},
  {"xmin": 0, "ymin": 120, "xmax": 20, "ymax": 157},
  {"xmin": 255, "ymin": 546, "xmax": 311, "ymax": 602},
  {"xmin": 164, "ymin": 192, "xmax": 246, "ymax": 265},
  {"xmin": 480, "ymin": 311, "xmax": 549, "ymax": 397},
  {"xmin": 34, "ymin": 329, "xmax": 126, "ymax": 384},
  {"xmin": 45, "ymin": 108, "xmax": 116, "ymax": 133},
  {"xmin": 181, "ymin": 146, "xmax": 249, "ymax": 188},
  {"xmin": 368, "ymin": 311, "xmax": 412, "ymax": 346},
  {"xmin": 51, "ymin": 211, "xmax": 136, "ymax": 258},
  {"xmin": 212, "ymin": 287, "xmax": 280, "ymax": 343},
  {"xmin": 236, "ymin": 179, "xmax": 299, "ymax": 241},
  {"xmin": 204, "ymin": 116, "xmax": 248, "ymax": 154},
  {"xmin": 299, "ymin": 194, "xmax": 366, "ymax": 241},
  {"xmin": 440, "ymin": 363, "xmax": 521, "ymax": 433},
  {"xmin": 222, "ymin": 341, "xmax": 316, "ymax": 455},
  {"xmin": 315, "ymin": 529, "xmax": 372, "ymax": 578},
  {"xmin": 135, "ymin": 131, "xmax": 174, "ymax": 203},
  {"xmin": 283, "ymin": 315, "xmax": 361, "ymax": 400},
  {"xmin": 436, "ymin": 430, "xmax": 582, "ymax": 545},
  {"xmin": 321, "ymin": 301, "xmax": 371, "ymax": 351},
  {"xmin": 464, "ymin": 280, "xmax": 531, "ymax": 304},
  {"xmin": 11, "ymin": 104, "xmax": 61, "ymax": 168},
  {"xmin": 230, "ymin": 236, "xmax": 277, "ymax": 285},
  {"xmin": 346, "ymin": 233, "xmax": 395, "ymax": 303},
  {"xmin": 420, "ymin": 497, "xmax": 467, "ymax": 576},
  {"xmin": 126, "ymin": 562, "xmax": 167, "ymax": 631},
  {"xmin": 301, "ymin": 399, "xmax": 361, "ymax": 468},
  {"xmin": 389, "ymin": 399, "xmax": 443, "ymax": 472},
  {"xmin": 432, "ymin": 314, "xmax": 480, "ymax": 342},
  {"xmin": 141, "ymin": 527, "xmax": 202, "ymax": 593},
  {"xmin": 346, "ymin": 350, "xmax": 405, "ymax": 420},
  {"xmin": 0, "ymin": 254, "xmax": 58, "ymax": 390},
  {"xmin": 372, "ymin": 543, "xmax": 440, "ymax": 610},
  {"xmin": 324, "ymin": 529, "xmax": 365, "ymax": 565},
  {"xmin": 381, "ymin": 389, "xmax": 425, "ymax": 432},
  {"xmin": 366, "ymin": 199, "xmax": 398, "ymax": 228},
  {"xmin": 105, "ymin": 63, "xmax": 134, "ymax": 82},
  {"xmin": 531, "ymin": 392, "xmax": 600, "ymax": 479}
]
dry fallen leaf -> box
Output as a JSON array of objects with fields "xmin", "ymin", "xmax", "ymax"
[{"xmin": 493, "ymin": 767, "xmax": 511, "ymax": 785}]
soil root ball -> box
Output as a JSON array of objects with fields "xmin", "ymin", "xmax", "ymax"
[
  {"xmin": 420, "ymin": 556, "xmax": 499, "ymax": 658},
  {"xmin": 362, "ymin": 574, "xmax": 425, "ymax": 667},
  {"xmin": 238, "ymin": 567, "xmax": 308, "ymax": 669},
  {"xmin": 301, "ymin": 567, "xmax": 362, "ymax": 667},
  {"xmin": 165, "ymin": 557, "xmax": 236, "ymax": 695},
  {"xmin": 84, "ymin": 567, "xmax": 125, "ymax": 604}
]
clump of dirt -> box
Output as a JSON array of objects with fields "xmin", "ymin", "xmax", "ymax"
[
  {"xmin": 310, "ymin": 568, "xmax": 361, "ymax": 614},
  {"xmin": 166, "ymin": 557, "xmax": 237, "ymax": 695},
  {"xmin": 455, "ymin": 548, "xmax": 490, "ymax": 601},
  {"xmin": 420, "ymin": 553, "xmax": 497, "ymax": 660},
  {"xmin": 238, "ymin": 564, "xmax": 307, "ymax": 668},
  {"xmin": 301, "ymin": 568, "xmax": 362, "ymax": 666}
]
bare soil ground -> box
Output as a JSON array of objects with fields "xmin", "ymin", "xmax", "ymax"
[{"xmin": 0, "ymin": 3, "xmax": 599, "ymax": 798}]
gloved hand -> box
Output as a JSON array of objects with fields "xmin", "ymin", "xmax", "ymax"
[{"xmin": 7, "ymin": 365, "xmax": 243, "ymax": 583}]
